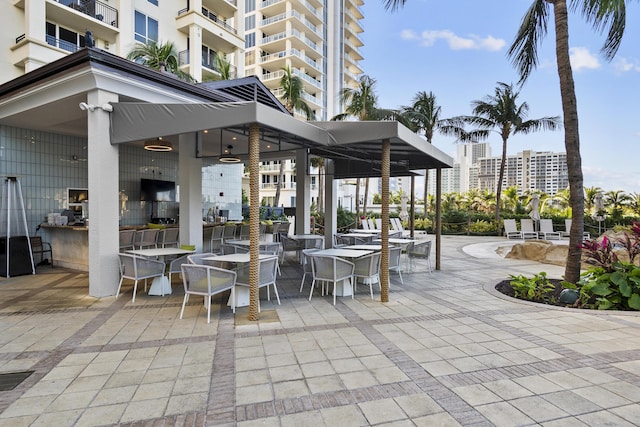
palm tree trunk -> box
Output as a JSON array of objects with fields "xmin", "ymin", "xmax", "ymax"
[
  {"xmin": 363, "ymin": 178, "xmax": 369, "ymax": 220},
  {"xmin": 553, "ymin": 0, "xmax": 584, "ymax": 284},
  {"xmin": 495, "ymin": 137, "xmax": 508, "ymax": 227},
  {"xmin": 274, "ymin": 161, "xmax": 284, "ymax": 207}
]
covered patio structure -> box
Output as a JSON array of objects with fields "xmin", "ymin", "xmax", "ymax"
[{"xmin": 0, "ymin": 47, "xmax": 453, "ymax": 319}]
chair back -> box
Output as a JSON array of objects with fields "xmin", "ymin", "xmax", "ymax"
[
  {"xmin": 181, "ymin": 264, "xmax": 236, "ymax": 295},
  {"xmin": 221, "ymin": 244, "xmax": 238, "ymax": 255},
  {"xmin": 136, "ymin": 228, "xmax": 160, "ymax": 249},
  {"xmin": 565, "ymin": 219, "xmax": 572, "ymax": 233},
  {"xmin": 119, "ymin": 230, "xmax": 136, "ymax": 251},
  {"xmin": 303, "ymin": 236, "xmax": 323, "ymax": 249},
  {"xmin": 367, "ymin": 218, "xmax": 375, "ymax": 230},
  {"xmin": 301, "ymin": 249, "xmax": 319, "ymax": 274},
  {"xmin": 160, "ymin": 228, "xmax": 179, "ymax": 248},
  {"xmin": 521, "ymin": 219, "xmax": 535, "ymax": 233},
  {"xmin": 118, "ymin": 253, "xmax": 165, "ymax": 280},
  {"xmin": 187, "ymin": 253, "xmax": 217, "ymax": 266},
  {"xmin": 239, "ymin": 224, "xmax": 250, "ymax": 240},
  {"xmin": 260, "ymin": 242, "xmax": 281, "ymax": 256},
  {"xmin": 311, "ymin": 255, "xmax": 354, "ymax": 282},
  {"xmin": 354, "ymin": 252, "xmax": 381, "ymax": 277},
  {"xmin": 408, "ymin": 240, "xmax": 431, "ymax": 259},
  {"xmin": 375, "ymin": 218, "xmax": 383, "ymax": 230},
  {"xmin": 539, "ymin": 219, "xmax": 554, "ymax": 233},
  {"xmin": 211, "ymin": 226, "xmax": 224, "ymax": 253},
  {"xmin": 280, "ymin": 234, "xmax": 300, "ymax": 251},
  {"xmin": 389, "ymin": 246, "xmax": 402, "ymax": 269},
  {"xmin": 361, "ymin": 220, "xmax": 370, "ymax": 230},
  {"xmin": 503, "ymin": 219, "xmax": 518, "ymax": 233},
  {"xmin": 222, "ymin": 224, "xmax": 236, "ymax": 241},
  {"xmin": 258, "ymin": 256, "xmax": 279, "ymax": 286}
]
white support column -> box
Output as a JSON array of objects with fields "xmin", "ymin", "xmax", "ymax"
[
  {"xmin": 189, "ymin": 25, "xmax": 203, "ymax": 83},
  {"xmin": 179, "ymin": 134, "xmax": 203, "ymax": 251},
  {"xmin": 295, "ymin": 149, "xmax": 311, "ymax": 235},
  {"xmin": 323, "ymin": 160, "xmax": 337, "ymax": 249},
  {"xmin": 86, "ymin": 90, "xmax": 119, "ymax": 298}
]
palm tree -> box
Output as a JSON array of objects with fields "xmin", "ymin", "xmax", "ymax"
[
  {"xmin": 605, "ymin": 190, "xmax": 631, "ymax": 222},
  {"xmin": 332, "ymin": 75, "xmax": 385, "ymax": 222},
  {"xmin": 126, "ymin": 40, "xmax": 195, "ymax": 83},
  {"xmin": 584, "ymin": 186, "xmax": 603, "ymax": 215},
  {"xmin": 507, "ymin": 0, "xmax": 634, "ymax": 284},
  {"xmin": 274, "ymin": 66, "xmax": 316, "ymax": 207},
  {"xmin": 453, "ymin": 82, "xmax": 561, "ymax": 224},
  {"xmin": 400, "ymin": 91, "xmax": 450, "ymax": 218}
]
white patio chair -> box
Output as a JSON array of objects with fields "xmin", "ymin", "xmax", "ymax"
[
  {"xmin": 202, "ymin": 227, "xmax": 214, "ymax": 252},
  {"xmin": 375, "ymin": 218, "xmax": 383, "ymax": 230},
  {"xmin": 407, "ymin": 240, "xmax": 432, "ymax": 273},
  {"xmin": 503, "ymin": 219, "xmax": 522, "ymax": 239},
  {"xmin": 300, "ymin": 248, "xmax": 320, "ymax": 293},
  {"xmin": 117, "ymin": 253, "xmax": 166, "ymax": 303},
  {"xmin": 222, "ymin": 224, "xmax": 236, "ymax": 243},
  {"xmin": 309, "ymin": 255, "xmax": 355, "ymax": 305},
  {"xmin": 353, "ymin": 252, "xmax": 381, "ymax": 299},
  {"xmin": 187, "ymin": 253, "xmax": 218, "ymax": 266},
  {"xmin": 367, "ymin": 218, "xmax": 375, "ymax": 231},
  {"xmin": 389, "ymin": 245, "xmax": 404, "ymax": 285},
  {"xmin": 210, "ymin": 225, "xmax": 224, "ymax": 254},
  {"xmin": 180, "ymin": 264, "xmax": 237, "ymax": 323},
  {"xmin": 539, "ymin": 219, "xmax": 561, "ymax": 240},
  {"xmin": 234, "ymin": 255, "xmax": 280, "ymax": 312},
  {"xmin": 361, "ymin": 220, "xmax": 370, "ymax": 230},
  {"xmin": 520, "ymin": 219, "xmax": 539, "ymax": 240},
  {"xmin": 168, "ymin": 255, "xmax": 189, "ymax": 284},
  {"xmin": 280, "ymin": 234, "xmax": 302, "ymax": 264}
]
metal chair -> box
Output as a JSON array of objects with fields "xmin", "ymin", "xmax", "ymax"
[
  {"xmin": 407, "ymin": 240, "xmax": 432, "ymax": 273},
  {"xmin": 187, "ymin": 253, "xmax": 218, "ymax": 266},
  {"xmin": 180, "ymin": 264, "xmax": 237, "ymax": 323},
  {"xmin": 202, "ymin": 227, "xmax": 214, "ymax": 252},
  {"xmin": 279, "ymin": 234, "xmax": 302, "ymax": 264},
  {"xmin": 239, "ymin": 224, "xmax": 251, "ymax": 240},
  {"xmin": 353, "ymin": 252, "xmax": 381, "ymax": 299},
  {"xmin": 30, "ymin": 236, "xmax": 53, "ymax": 267},
  {"xmin": 309, "ymin": 255, "xmax": 355, "ymax": 305},
  {"xmin": 389, "ymin": 245, "xmax": 404, "ymax": 285},
  {"xmin": 119, "ymin": 229, "xmax": 136, "ymax": 252},
  {"xmin": 222, "ymin": 224, "xmax": 236, "ymax": 243},
  {"xmin": 299, "ymin": 248, "xmax": 320, "ymax": 293},
  {"xmin": 211, "ymin": 225, "xmax": 224, "ymax": 254},
  {"xmin": 135, "ymin": 228, "xmax": 160, "ymax": 249},
  {"xmin": 117, "ymin": 253, "xmax": 165, "ymax": 303},
  {"xmin": 168, "ymin": 255, "xmax": 189, "ymax": 284},
  {"xmin": 159, "ymin": 228, "xmax": 179, "ymax": 248},
  {"xmin": 234, "ymin": 255, "xmax": 279, "ymax": 311}
]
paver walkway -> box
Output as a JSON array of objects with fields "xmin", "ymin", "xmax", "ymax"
[{"xmin": 0, "ymin": 235, "xmax": 639, "ymax": 426}]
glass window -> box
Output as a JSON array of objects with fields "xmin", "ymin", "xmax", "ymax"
[
  {"xmin": 148, "ymin": 0, "xmax": 158, "ymax": 4},
  {"xmin": 245, "ymin": 15, "xmax": 255, "ymax": 30},
  {"xmin": 245, "ymin": 32, "xmax": 255, "ymax": 48},
  {"xmin": 59, "ymin": 27, "xmax": 79, "ymax": 52},
  {"xmin": 134, "ymin": 11, "xmax": 158, "ymax": 43},
  {"xmin": 245, "ymin": 0, "xmax": 255, "ymax": 12}
]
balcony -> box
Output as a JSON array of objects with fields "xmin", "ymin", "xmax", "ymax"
[
  {"xmin": 178, "ymin": 50, "xmax": 237, "ymax": 79},
  {"xmin": 176, "ymin": 8, "xmax": 243, "ymax": 51},
  {"xmin": 53, "ymin": 0, "xmax": 118, "ymax": 29}
]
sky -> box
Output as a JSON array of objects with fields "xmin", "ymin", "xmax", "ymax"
[{"xmin": 358, "ymin": 0, "xmax": 640, "ymax": 194}]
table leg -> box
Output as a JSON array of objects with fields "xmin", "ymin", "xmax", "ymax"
[{"xmin": 148, "ymin": 276, "xmax": 172, "ymax": 296}]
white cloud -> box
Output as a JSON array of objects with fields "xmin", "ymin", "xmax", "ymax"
[
  {"xmin": 613, "ymin": 57, "xmax": 640, "ymax": 73},
  {"xmin": 569, "ymin": 47, "xmax": 600, "ymax": 71},
  {"xmin": 401, "ymin": 29, "xmax": 505, "ymax": 51},
  {"xmin": 583, "ymin": 166, "xmax": 640, "ymax": 193}
]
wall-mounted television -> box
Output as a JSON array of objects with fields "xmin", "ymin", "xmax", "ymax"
[{"xmin": 140, "ymin": 179, "xmax": 176, "ymax": 202}]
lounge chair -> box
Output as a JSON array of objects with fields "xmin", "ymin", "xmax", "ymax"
[
  {"xmin": 539, "ymin": 219, "xmax": 561, "ymax": 240},
  {"xmin": 503, "ymin": 219, "xmax": 522, "ymax": 239},
  {"xmin": 520, "ymin": 219, "xmax": 540, "ymax": 240},
  {"xmin": 562, "ymin": 219, "xmax": 591, "ymax": 240}
]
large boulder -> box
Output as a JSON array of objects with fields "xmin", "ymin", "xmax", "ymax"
[{"xmin": 505, "ymin": 240, "xmax": 568, "ymax": 266}]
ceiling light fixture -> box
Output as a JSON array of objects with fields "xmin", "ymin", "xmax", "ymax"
[
  {"xmin": 144, "ymin": 137, "xmax": 173, "ymax": 152},
  {"xmin": 219, "ymin": 144, "xmax": 241, "ymax": 163}
]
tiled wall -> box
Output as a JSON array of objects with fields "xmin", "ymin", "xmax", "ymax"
[{"xmin": 0, "ymin": 125, "xmax": 242, "ymax": 238}]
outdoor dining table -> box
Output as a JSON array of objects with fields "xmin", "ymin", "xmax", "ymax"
[
  {"xmin": 126, "ymin": 247, "xmax": 195, "ymax": 295},
  {"xmin": 311, "ymin": 248, "xmax": 374, "ymax": 297},
  {"xmin": 202, "ymin": 253, "xmax": 272, "ymax": 307},
  {"xmin": 348, "ymin": 229, "xmax": 382, "ymax": 234}
]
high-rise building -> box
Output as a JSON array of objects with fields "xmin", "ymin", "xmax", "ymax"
[
  {"xmin": 477, "ymin": 150, "xmax": 568, "ymax": 195},
  {"xmin": 3, "ymin": 0, "xmax": 246, "ymax": 84},
  {"xmin": 427, "ymin": 142, "xmax": 491, "ymax": 195},
  {"xmin": 243, "ymin": 0, "xmax": 364, "ymax": 121}
]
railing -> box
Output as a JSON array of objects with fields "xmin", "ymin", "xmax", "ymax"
[
  {"xmin": 176, "ymin": 7, "xmax": 237, "ymax": 34},
  {"xmin": 261, "ymin": 0, "xmax": 285, "ymax": 8},
  {"xmin": 300, "ymin": 0, "xmax": 321, "ymax": 19},
  {"xmin": 260, "ymin": 49, "xmax": 321, "ymax": 71},
  {"xmin": 55, "ymin": 0, "xmax": 118, "ymax": 28},
  {"xmin": 293, "ymin": 69, "xmax": 322, "ymax": 89},
  {"xmin": 178, "ymin": 50, "xmax": 237, "ymax": 78},
  {"xmin": 45, "ymin": 35, "xmax": 82, "ymax": 53}
]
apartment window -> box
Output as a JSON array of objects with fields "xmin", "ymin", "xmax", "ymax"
[
  {"xmin": 134, "ymin": 11, "xmax": 158, "ymax": 43},
  {"xmin": 262, "ymin": 175, "xmax": 270, "ymax": 184},
  {"xmin": 46, "ymin": 22, "xmax": 85, "ymax": 52},
  {"xmin": 245, "ymin": 32, "xmax": 255, "ymax": 48},
  {"xmin": 148, "ymin": 0, "xmax": 158, "ymax": 4},
  {"xmin": 245, "ymin": 15, "xmax": 255, "ymax": 30},
  {"xmin": 202, "ymin": 45, "xmax": 218, "ymax": 69},
  {"xmin": 245, "ymin": 0, "xmax": 256, "ymax": 12}
]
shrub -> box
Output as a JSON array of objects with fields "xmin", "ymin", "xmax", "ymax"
[{"xmin": 509, "ymin": 272, "xmax": 557, "ymax": 304}]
